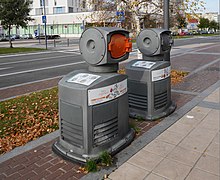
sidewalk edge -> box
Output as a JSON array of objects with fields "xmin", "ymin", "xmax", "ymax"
[{"xmin": 81, "ymin": 80, "xmax": 220, "ymax": 180}]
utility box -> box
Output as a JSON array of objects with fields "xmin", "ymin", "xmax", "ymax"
[
  {"xmin": 53, "ymin": 27, "xmax": 134, "ymax": 163},
  {"xmin": 125, "ymin": 28, "xmax": 176, "ymax": 120}
]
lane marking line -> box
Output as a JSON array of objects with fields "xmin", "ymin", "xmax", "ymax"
[
  {"xmin": 0, "ymin": 67, "xmax": 12, "ymax": 71},
  {"xmin": 0, "ymin": 54, "xmax": 80, "ymax": 66},
  {"xmin": 0, "ymin": 61, "xmax": 85, "ymax": 77}
]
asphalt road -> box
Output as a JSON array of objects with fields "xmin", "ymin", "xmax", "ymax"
[
  {"xmin": 0, "ymin": 35, "xmax": 219, "ymax": 90},
  {"xmin": 172, "ymin": 35, "xmax": 220, "ymax": 46},
  {"xmin": 0, "ymin": 50, "xmax": 87, "ymax": 89}
]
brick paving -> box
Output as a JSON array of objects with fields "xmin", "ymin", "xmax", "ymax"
[
  {"xmin": 0, "ymin": 78, "xmax": 61, "ymax": 101},
  {"xmin": 0, "ymin": 41, "xmax": 220, "ymax": 179},
  {"xmin": 172, "ymin": 61, "xmax": 220, "ymax": 93},
  {"xmin": 171, "ymin": 53, "xmax": 219, "ymax": 72},
  {"xmin": 0, "ymin": 140, "xmax": 84, "ymax": 180}
]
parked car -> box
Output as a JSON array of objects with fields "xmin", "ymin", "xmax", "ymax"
[
  {"xmin": 0, "ymin": 35, "xmax": 15, "ymax": 41},
  {"xmin": 191, "ymin": 30, "xmax": 199, "ymax": 35},
  {"xmin": 0, "ymin": 35, "xmax": 7, "ymax": 41},
  {"xmin": 208, "ymin": 30, "xmax": 215, "ymax": 34},
  {"xmin": 35, "ymin": 34, "xmax": 60, "ymax": 39},
  {"xmin": 11, "ymin": 34, "xmax": 20, "ymax": 39},
  {"xmin": 171, "ymin": 31, "xmax": 178, "ymax": 36},
  {"xmin": 5, "ymin": 35, "xmax": 15, "ymax": 41},
  {"xmin": 178, "ymin": 32, "xmax": 187, "ymax": 36},
  {"xmin": 198, "ymin": 30, "xmax": 208, "ymax": 34},
  {"xmin": 185, "ymin": 32, "xmax": 193, "ymax": 35},
  {"xmin": 21, "ymin": 34, "xmax": 33, "ymax": 39}
]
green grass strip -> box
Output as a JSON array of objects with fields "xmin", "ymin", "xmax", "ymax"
[{"xmin": 0, "ymin": 47, "xmax": 45, "ymax": 54}]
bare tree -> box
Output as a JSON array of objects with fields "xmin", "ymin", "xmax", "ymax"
[{"xmin": 84, "ymin": 0, "xmax": 205, "ymax": 35}]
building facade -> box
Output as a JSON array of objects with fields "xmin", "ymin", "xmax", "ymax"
[{"xmin": 9, "ymin": 0, "xmax": 93, "ymax": 37}]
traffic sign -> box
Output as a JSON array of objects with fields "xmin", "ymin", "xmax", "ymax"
[
  {"xmin": 116, "ymin": 11, "xmax": 124, "ymax": 16},
  {"xmin": 42, "ymin": 15, "xmax": 46, "ymax": 23},
  {"xmin": 116, "ymin": 11, "xmax": 125, "ymax": 22}
]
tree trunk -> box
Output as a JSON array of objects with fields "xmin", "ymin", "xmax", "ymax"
[{"xmin": 135, "ymin": 15, "xmax": 141, "ymax": 34}]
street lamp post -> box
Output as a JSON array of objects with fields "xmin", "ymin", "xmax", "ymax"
[
  {"xmin": 164, "ymin": 0, "xmax": 170, "ymax": 61},
  {"xmin": 164, "ymin": 0, "xmax": 170, "ymax": 30},
  {"xmin": 43, "ymin": 0, "xmax": 47, "ymax": 49}
]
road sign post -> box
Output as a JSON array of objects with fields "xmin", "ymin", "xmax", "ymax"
[{"xmin": 42, "ymin": 0, "xmax": 47, "ymax": 50}]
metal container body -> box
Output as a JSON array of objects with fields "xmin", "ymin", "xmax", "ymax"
[
  {"xmin": 53, "ymin": 69, "xmax": 134, "ymax": 162},
  {"xmin": 126, "ymin": 60, "xmax": 176, "ymax": 120}
]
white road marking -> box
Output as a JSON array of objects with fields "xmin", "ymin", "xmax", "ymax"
[
  {"xmin": 57, "ymin": 51, "xmax": 80, "ymax": 54},
  {"xmin": 0, "ymin": 61, "xmax": 85, "ymax": 77},
  {"xmin": 0, "ymin": 50, "xmax": 55, "ymax": 58},
  {"xmin": 0, "ymin": 54, "xmax": 79, "ymax": 66},
  {"xmin": 0, "ymin": 49, "xmax": 80, "ymax": 59},
  {"xmin": 0, "ymin": 67, "xmax": 12, "ymax": 70}
]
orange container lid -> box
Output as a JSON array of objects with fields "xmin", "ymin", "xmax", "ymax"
[{"xmin": 108, "ymin": 34, "xmax": 132, "ymax": 59}]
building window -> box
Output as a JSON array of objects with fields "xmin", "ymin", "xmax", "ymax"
[
  {"xmin": 35, "ymin": 8, "xmax": 43, "ymax": 15},
  {"xmin": 35, "ymin": 8, "xmax": 48, "ymax": 15},
  {"xmin": 82, "ymin": 0, "xmax": 86, "ymax": 9},
  {"xmin": 40, "ymin": 0, "xmax": 48, "ymax": 6},
  {"xmin": 53, "ymin": 7, "xmax": 65, "ymax": 14},
  {"xmin": 69, "ymin": 7, "xmax": 73, "ymax": 13},
  {"xmin": 94, "ymin": 5, "xmax": 97, "ymax": 11}
]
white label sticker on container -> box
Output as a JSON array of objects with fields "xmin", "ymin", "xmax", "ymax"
[
  {"xmin": 132, "ymin": 61, "xmax": 156, "ymax": 69},
  {"xmin": 88, "ymin": 79, "xmax": 127, "ymax": 106},
  {"xmin": 152, "ymin": 66, "xmax": 171, "ymax": 82},
  {"xmin": 67, "ymin": 73, "xmax": 101, "ymax": 86}
]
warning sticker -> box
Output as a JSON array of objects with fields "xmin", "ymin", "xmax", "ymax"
[
  {"xmin": 132, "ymin": 61, "xmax": 156, "ymax": 69},
  {"xmin": 67, "ymin": 73, "xmax": 101, "ymax": 86},
  {"xmin": 152, "ymin": 66, "xmax": 171, "ymax": 82},
  {"xmin": 88, "ymin": 79, "xmax": 127, "ymax": 106}
]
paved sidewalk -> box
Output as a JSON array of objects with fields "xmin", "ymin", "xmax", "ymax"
[
  {"xmin": 108, "ymin": 86, "xmax": 220, "ymax": 180},
  {"xmin": 0, "ymin": 42, "xmax": 219, "ymax": 179}
]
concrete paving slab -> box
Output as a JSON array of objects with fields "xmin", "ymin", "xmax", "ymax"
[
  {"xmin": 177, "ymin": 112, "xmax": 207, "ymax": 128},
  {"xmin": 143, "ymin": 140, "xmax": 175, "ymax": 157},
  {"xmin": 197, "ymin": 110, "xmax": 219, "ymax": 132},
  {"xmin": 186, "ymin": 168, "xmax": 219, "ymax": 180},
  {"xmin": 204, "ymin": 141, "xmax": 220, "ymax": 158},
  {"xmin": 152, "ymin": 158, "xmax": 192, "ymax": 180},
  {"xmin": 166, "ymin": 121, "xmax": 194, "ymax": 136},
  {"xmin": 195, "ymin": 154, "xmax": 220, "ymax": 176},
  {"xmin": 155, "ymin": 130, "xmax": 186, "ymax": 145},
  {"xmin": 166, "ymin": 146, "xmax": 202, "ymax": 166},
  {"xmin": 108, "ymin": 162, "xmax": 150, "ymax": 180},
  {"xmin": 212, "ymin": 133, "xmax": 220, "ymax": 144},
  {"xmin": 204, "ymin": 87, "xmax": 220, "ymax": 103},
  {"xmin": 178, "ymin": 127, "xmax": 216, "ymax": 153},
  {"xmin": 144, "ymin": 173, "xmax": 167, "ymax": 180},
  {"xmin": 127, "ymin": 150, "xmax": 164, "ymax": 171}
]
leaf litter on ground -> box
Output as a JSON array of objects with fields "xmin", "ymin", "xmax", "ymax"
[
  {"xmin": 0, "ymin": 87, "xmax": 58, "ymax": 154},
  {"xmin": 0, "ymin": 69, "xmax": 188, "ymax": 154}
]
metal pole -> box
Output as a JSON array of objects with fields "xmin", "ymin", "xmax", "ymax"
[
  {"xmin": 164, "ymin": 0, "xmax": 170, "ymax": 61},
  {"xmin": 67, "ymin": 39, "xmax": 69, "ymax": 47},
  {"xmin": 43, "ymin": 0, "xmax": 47, "ymax": 49},
  {"xmin": 164, "ymin": 0, "xmax": 169, "ymax": 30},
  {"xmin": 38, "ymin": 24, "xmax": 40, "ymax": 44}
]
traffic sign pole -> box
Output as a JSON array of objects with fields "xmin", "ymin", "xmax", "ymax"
[{"xmin": 43, "ymin": 0, "xmax": 47, "ymax": 50}]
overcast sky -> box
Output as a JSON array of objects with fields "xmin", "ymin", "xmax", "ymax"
[{"xmin": 205, "ymin": 0, "xmax": 219, "ymax": 13}]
